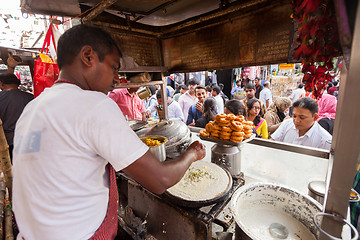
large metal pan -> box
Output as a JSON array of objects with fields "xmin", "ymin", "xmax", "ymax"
[{"xmin": 163, "ymin": 161, "xmax": 233, "ymax": 208}]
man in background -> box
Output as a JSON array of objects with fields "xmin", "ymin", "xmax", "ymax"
[
  {"xmin": 178, "ymin": 79, "xmax": 198, "ymax": 122},
  {"xmin": 109, "ymin": 87, "xmax": 149, "ymax": 121},
  {"xmin": 240, "ymin": 83, "xmax": 266, "ymax": 116},
  {"xmin": 289, "ymin": 83, "xmax": 305, "ymax": 116},
  {"xmin": 254, "ymin": 77, "xmax": 263, "ymax": 99},
  {"xmin": 259, "ymin": 81, "xmax": 272, "ymax": 109},
  {"xmin": 231, "ymin": 79, "xmax": 243, "ymax": 99},
  {"xmin": 0, "ymin": 73, "xmax": 33, "ymax": 161},
  {"xmin": 211, "ymin": 85, "xmax": 224, "ymax": 114},
  {"xmin": 186, "ymin": 86, "xmax": 207, "ymax": 126},
  {"xmin": 271, "ymin": 97, "xmax": 332, "ymax": 150}
]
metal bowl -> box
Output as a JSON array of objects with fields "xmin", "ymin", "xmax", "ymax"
[
  {"xmin": 231, "ymin": 183, "xmax": 323, "ymax": 240},
  {"xmin": 141, "ymin": 136, "xmax": 167, "ymax": 162}
]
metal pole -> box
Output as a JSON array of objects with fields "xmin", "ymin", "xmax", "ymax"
[
  {"xmin": 160, "ymin": 73, "xmax": 169, "ymax": 120},
  {"xmin": 321, "ymin": 2, "xmax": 360, "ymax": 238}
]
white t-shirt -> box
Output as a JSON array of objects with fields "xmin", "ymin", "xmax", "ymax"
[
  {"xmin": 259, "ymin": 87, "xmax": 273, "ymax": 108},
  {"xmin": 168, "ymin": 100, "xmax": 184, "ymax": 121},
  {"xmin": 290, "ymin": 88, "xmax": 305, "ymax": 103},
  {"xmin": 214, "ymin": 95, "xmax": 224, "ymax": 114},
  {"xmin": 178, "ymin": 91, "xmax": 197, "ymax": 122},
  {"xmin": 13, "ymin": 84, "xmax": 149, "ymax": 240},
  {"xmin": 271, "ymin": 118, "xmax": 332, "ymax": 150}
]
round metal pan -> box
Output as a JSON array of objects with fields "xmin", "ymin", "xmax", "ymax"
[
  {"xmin": 127, "ymin": 119, "xmax": 147, "ymax": 131},
  {"xmin": 163, "ymin": 165, "xmax": 233, "ymax": 208}
]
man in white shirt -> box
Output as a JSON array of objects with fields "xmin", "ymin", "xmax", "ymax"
[
  {"xmin": 178, "ymin": 79, "xmax": 198, "ymax": 122},
  {"xmin": 259, "ymin": 81, "xmax": 272, "ymax": 109},
  {"xmin": 271, "ymin": 97, "xmax": 332, "ymax": 150},
  {"xmin": 289, "ymin": 83, "xmax": 305, "ymax": 116},
  {"xmin": 155, "ymin": 90, "xmax": 184, "ymax": 121},
  {"xmin": 211, "ymin": 85, "xmax": 224, "ymax": 114}
]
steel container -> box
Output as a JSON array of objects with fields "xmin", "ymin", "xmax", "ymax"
[
  {"xmin": 141, "ymin": 136, "xmax": 167, "ymax": 162},
  {"xmin": 308, "ymin": 180, "xmax": 326, "ymax": 205},
  {"xmin": 145, "ymin": 120, "xmax": 191, "ymax": 159},
  {"xmin": 211, "ymin": 144, "xmax": 242, "ymax": 178}
]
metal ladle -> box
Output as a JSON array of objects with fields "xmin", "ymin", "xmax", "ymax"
[{"xmin": 269, "ymin": 222, "xmax": 289, "ymax": 239}]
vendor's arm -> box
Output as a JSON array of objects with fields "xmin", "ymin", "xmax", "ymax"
[{"xmin": 123, "ymin": 141, "xmax": 205, "ymax": 194}]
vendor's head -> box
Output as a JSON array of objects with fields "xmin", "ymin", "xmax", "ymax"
[
  {"xmin": 0, "ymin": 73, "xmax": 21, "ymax": 90},
  {"xmin": 57, "ymin": 24, "xmax": 122, "ymax": 94},
  {"xmin": 195, "ymin": 85, "xmax": 206, "ymax": 103},
  {"xmin": 224, "ymin": 99, "xmax": 245, "ymax": 116},
  {"xmin": 188, "ymin": 78, "xmax": 198, "ymax": 93},
  {"xmin": 292, "ymin": 97, "xmax": 318, "ymax": 132},
  {"xmin": 244, "ymin": 83, "xmax": 256, "ymax": 100}
]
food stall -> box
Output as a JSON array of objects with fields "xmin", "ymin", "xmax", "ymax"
[{"xmin": 19, "ymin": 0, "xmax": 360, "ymax": 239}]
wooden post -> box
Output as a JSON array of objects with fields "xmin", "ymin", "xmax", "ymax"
[
  {"xmin": 0, "ymin": 120, "xmax": 12, "ymax": 201},
  {"xmin": 82, "ymin": 0, "xmax": 119, "ymax": 23}
]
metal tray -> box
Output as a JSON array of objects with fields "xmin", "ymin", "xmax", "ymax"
[
  {"xmin": 127, "ymin": 119, "xmax": 147, "ymax": 131},
  {"xmin": 198, "ymin": 134, "xmax": 255, "ymax": 146}
]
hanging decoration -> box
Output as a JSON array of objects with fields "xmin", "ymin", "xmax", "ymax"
[{"xmin": 292, "ymin": 0, "xmax": 341, "ymax": 99}]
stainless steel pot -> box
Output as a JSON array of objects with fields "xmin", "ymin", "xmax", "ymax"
[
  {"xmin": 211, "ymin": 144, "xmax": 242, "ymax": 178},
  {"xmin": 141, "ymin": 136, "xmax": 167, "ymax": 162},
  {"xmin": 308, "ymin": 180, "xmax": 326, "ymax": 205},
  {"xmin": 144, "ymin": 120, "xmax": 191, "ymax": 159},
  {"xmin": 231, "ymin": 183, "xmax": 323, "ymax": 240}
]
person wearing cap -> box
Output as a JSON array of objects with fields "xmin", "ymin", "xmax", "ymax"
[
  {"xmin": 0, "ymin": 73, "xmax": 33, "ymax": 161},
  {"xmin": 155, "ymin": 90, "xmax": 184, "ymax": 121}
]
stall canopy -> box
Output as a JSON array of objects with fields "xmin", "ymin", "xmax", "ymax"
[{"xmin": 20, "ymin": 0, "xmax": 294, "ymax": 73}]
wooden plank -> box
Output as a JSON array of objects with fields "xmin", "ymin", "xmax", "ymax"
[{"xmin": 82, "ymin": 0, "xmax": 119, "ymax": 23}]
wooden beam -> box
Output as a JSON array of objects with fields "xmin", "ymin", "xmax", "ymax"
[{"xmin": 82, "ymin": 0, "xmax": 119, "ymax": 23}]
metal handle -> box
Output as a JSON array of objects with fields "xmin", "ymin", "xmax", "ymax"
[{"xmin": 313, "ymin": 212, "xmax": 359, "ymax": 240}]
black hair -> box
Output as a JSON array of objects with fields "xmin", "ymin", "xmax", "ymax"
[
  {"xmin": 205, "ymin": 86, "xmax": 212, "ymax": 92},
  {"xmin": 212, "ymin": 86, "xmax": 221, "ymax": 94},
  {"xmin": 180, "ymin": 85, "xmax": 188, "ymax": 90},
  {"xmin": 298, "ymin": 83, "xmax": 304, "ymax": 88},
  {"xmin": 236, "ymin": 80, "xmax": 241, "ymax": 84},
  {"xmin": 195, "ymin": 85, "xmax": 206, "ymax": 91},
  {"xmin": 246, "ymin": 98, "xmax": 262, "ymax": 126},
  {"xmin": 293, "ymin": 97, "xmax": 318, "ymax": 115},
  {"xmin": 326, "ymin": 82, "xmax": 333, "ymax": 91},
  {"xmin": 188, "ymin": 78, "xmax": 199, "ymax": 86},
  {"xmin": 57, "ymin": 24, "xmax": 122, "ymax": 70},
  {"xmin": 263, "ymin": 82, "xmax": 270, "ymax": 87},
  {"xmin": 148, "ymin": 85, "xmax": 156, "ymax": 95},
  {"xmin": 0, "ymin": 73, "xmax": 21, "ymax": 85},
  {"xmin": 203, "ymin": 97, "xmax": 217, "ymax": 123},
  {"xmin": 245, "ymin": 83, "xmax": 255, "ymax": 90},
  {"xmin": 156, "ymin": 90, "xmax": 162, "ymax": 99},
  {"xmin": 225, "ymin": 99, "xmax": 245, "ymax": 116}
]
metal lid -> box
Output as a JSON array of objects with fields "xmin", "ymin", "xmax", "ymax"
[{"xmin": 308, "ymin": 181, "xmax": 326, "ymax": 197}]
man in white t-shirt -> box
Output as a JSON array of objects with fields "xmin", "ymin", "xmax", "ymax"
[
  {"xmin": 259, "ymin": 81, "xmax": 272, "ymax": 109},
  {"xmin": 12, "ymin": 25, "xmax": 206, "ymax": 240},
  {"xmin": 271, "ymin": 97, "xmax": 332, "ymax": 150},
  {"xmin": 154, "ymin": 90, "xmax": 184, "ymax": 121},
  {"xmin": 178, "ymin": 79, "xmax": 198, "ymax": 122},
  {"xmin": 211, "ymin": 85, "xmax": 224, "ymax": 114}
]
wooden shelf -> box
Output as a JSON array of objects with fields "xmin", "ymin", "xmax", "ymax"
[
  {"xmin": 118, "ymin": 66, "xmax": 168, "ymax": 73},
  {"xmin": 114, "ymin": 80, "xmax": 164, "ymax": 88}
]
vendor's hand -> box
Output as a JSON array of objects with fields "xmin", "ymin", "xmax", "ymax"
[
  {"xmin": 186, "ymin": 141, "xmax": 206, "ymax": 161},
  {"xmin": 196, "ymin": 102, "xmax": 203, "ymax": 113}
]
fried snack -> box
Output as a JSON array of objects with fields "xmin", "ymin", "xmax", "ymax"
[
  {"xmin": 205, "ymin": 123, "xmax": 213, "ymax": 133},
  {"xmin": 244, "ymin": 133, "xmax": 253, "ymax": 139},
  {"xmin": 219, "ymin": 122, "xmax": 231, "ymax": 127},
  {"xmin": 235, "ymin": 115, "xmax": 245, "ymax": 122},
  {"xmin": 230, "ymin": 136, "xmax": 244, "ymax": 142},
  {"xmin": 143, "ymin": 138, "xmax": 163, "ymax": 147},
  {"xmin": 199, "ymin": 129, "xmax": 210, "ymax": 137},
  {"xmin": 244, "ymin": 129, "xmax": 253, "ymax": 135},
  {"xmin": 220, "ymin": 131, "xmax": 231, "ymax": 137},
  {"xmin": 211, "ymin": 132, "xmax": 220, "ymax": 138},
  {"xmin": 215, "ymin": 114, "xmax": 227, "ymax": 121},
  {"xmin": 242, "ymin": 125, "xmax": 252, "ymax": 131},
  {"xmin": 232, "ymin": 131, "xmax": 245, "ymax": 137},
  {"xmin": 230, "ymin": 121, "xmax": 243, "ymax": 132},
  {"xmin": 244, "ymin": 120, "xmax": 253, "ymax": 126},
  {"xmin": 212, "ymin": 124, "xmax": 222, "ymax": 131},
  {"xmin": 226, "ymin": 114, "xmax": 236, "ymax": 121},
  {"xmin": 220, "ymin": 135, "xmax": 231, "ymax": 140},
  {"xmin": 222, "ymin": 126, "xmax": 232, "ymax": 132}
]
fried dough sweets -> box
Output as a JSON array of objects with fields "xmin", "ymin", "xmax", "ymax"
[{"xmin": 199, "ymin": 113, "xmax": 253, "ymax": 143}]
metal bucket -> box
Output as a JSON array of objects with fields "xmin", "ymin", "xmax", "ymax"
[
  {"xmin": 141, "ymin": 136, "xmax": 167, "ymax": 161},
  {"xmin": 231, "ymin": 183, "xmax": 323, "ymax": 240}
]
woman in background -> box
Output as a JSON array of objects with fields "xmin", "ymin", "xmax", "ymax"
[
  {"xmin": 246, "ymin": 98, "xmax": 268, "ymax": 139},
  {"xmin": 317, "ymin": 93, "xmax": 337, "ymax": 135},
  {"xmin": 264, "ymin": 97, "xmax": 292, "ymax": 137},
  {"xmin": 195, "ymin": 97, "xmax": 217, "ymax": 128}
]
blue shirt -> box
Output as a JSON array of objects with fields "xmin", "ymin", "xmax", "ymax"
[{"xmin": 186, "ymin": 104, "xmax": 203, "ymax": 125}]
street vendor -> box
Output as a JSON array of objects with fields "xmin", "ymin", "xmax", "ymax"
[{"xmin": 12, "ymin": 24, "xmax": 206, "ymax": 240}]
